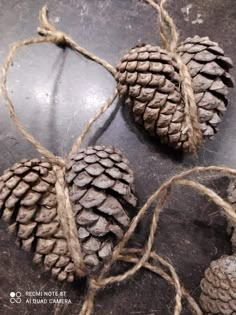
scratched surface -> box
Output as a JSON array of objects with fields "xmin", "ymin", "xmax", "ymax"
[{"xmin": 0, "ymin": 0, "xmax": 235, "ymax": 314}]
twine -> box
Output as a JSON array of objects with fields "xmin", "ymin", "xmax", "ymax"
[{"xmin": 1, "ymin": 4, "xmax": 236, "ymax": 315}]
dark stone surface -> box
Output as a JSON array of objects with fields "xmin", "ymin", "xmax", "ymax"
[{"xmin": 0, "ymin": 0, "xmax": 235, "ymax": 314}]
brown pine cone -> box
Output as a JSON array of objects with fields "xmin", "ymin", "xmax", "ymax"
[
  {"xmin": 200, "ymin": 255, "xmax": 236, "ymax": 315},
  {"xmin": 66, "ymin": 145, "xmax": 137, "ymax": 271},
  {"xmin": 115, "ymin": 36, "xmax": 234, "ymax": 151},
  {"xmin": 0, "ymin": 146, "xmax": 137, "ymax": 281},
  {"xmin": 226, "ymin": 180, "xmax": 236, "ymax": 253}
]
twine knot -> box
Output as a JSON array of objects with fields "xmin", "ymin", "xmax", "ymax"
[
  {"xmin": 89, "ymin": 278, "xmax": 102, "ymax": 290},
  {"xmin": 52, "ymin": 31, "xmax": 67, "ymax": 46},
  {"xmin": 37, "ymin": 27, "xmax": 67, "ymax": 46}
]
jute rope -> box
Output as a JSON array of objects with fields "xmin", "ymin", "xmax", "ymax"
[{"xmin": 1, "ymin": 4, "xmax": 236, "ymax": 315}]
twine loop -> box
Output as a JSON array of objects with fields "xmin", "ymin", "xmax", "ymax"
[
  {"xmin": 145, "ymin": 0, "xmax": 202, "ymax": 152},
  {"xmin": 1, "ymin": 3, "xmax": 236, "ymax": 315},
  {"xmin": 53, "ymin": 165, "xmax": 87, "ymax": 277},
  {"xmin": 175, "ymin": 55, "xmax": 202, "ymax": 152}
]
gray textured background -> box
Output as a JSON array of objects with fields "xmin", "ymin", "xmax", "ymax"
[{"xmin": 0, "ymin": 0, "xmax": 235, "ymax": 314}]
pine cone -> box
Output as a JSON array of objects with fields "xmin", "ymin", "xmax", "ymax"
[
  {"xmin": 66, "ymin": 145, "xmax": 137, "ymax": 271},
  {"xmin": 200, "ymin": 255, "xmax": 236, "ymax": 315},
  {"xmin": 226, "ymin": 180, "xmax": 236, "ymax": 253},
  {"xmin": 0, "ymin": 146, "xmax": 137, "ymax": 281},
  {"xmin": 115, "ymin": 36, "xmax": 234, "ymax": 151}
]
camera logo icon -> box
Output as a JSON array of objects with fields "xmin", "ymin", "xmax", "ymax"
[{"xmin": 10, "ymin": 292, "xmax": 22, "ymax": 304}]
